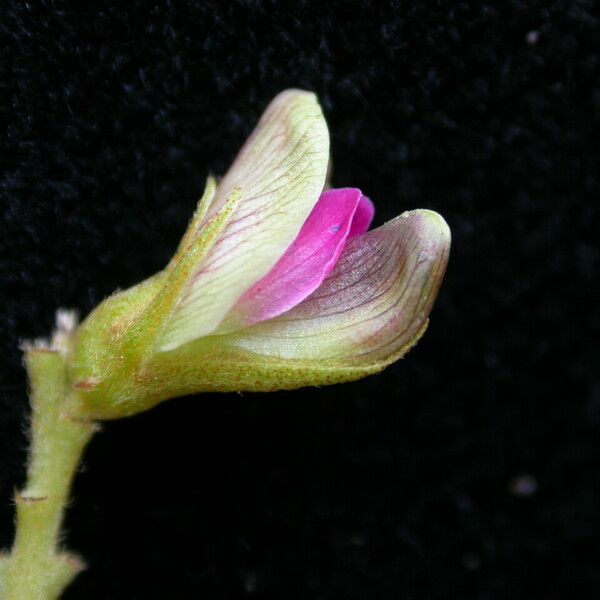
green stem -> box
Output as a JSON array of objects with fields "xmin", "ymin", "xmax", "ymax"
[{"xmin": 3, "ymin": 349, "xmax": 96, "ymax": 600}]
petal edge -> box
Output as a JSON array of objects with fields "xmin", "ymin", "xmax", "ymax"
[{"xmin": 224, "ymin": 209, "xmax": 450, "ymax": 365}]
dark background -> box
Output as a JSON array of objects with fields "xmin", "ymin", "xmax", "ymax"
[{"xmin": 1, "ymin": 1, "xmax": 599, "ymax": 598}]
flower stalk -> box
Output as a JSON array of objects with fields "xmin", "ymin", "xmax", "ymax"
[{"xmin": 3, "ymin": 346, "xmax": 96, "ymax": 600}]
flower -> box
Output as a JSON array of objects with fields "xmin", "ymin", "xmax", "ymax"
[{"xmin": 67, "ymin": 89, "xmax": 450, "ymax": 420}]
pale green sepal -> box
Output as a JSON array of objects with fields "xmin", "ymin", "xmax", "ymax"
[
  {"xmin": 167, "ymin": 175, "xmax": 217, "ymax": 270},
  {"xmin": 67, "ymin": 319, "xmax": 427, "ymax": 420},
  {"xmin": 66, "ymin": 188, "xmax": 245, "ymax": 418}
]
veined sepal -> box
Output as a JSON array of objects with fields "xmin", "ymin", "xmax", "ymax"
[{"xmin": 65, "ymin": 186, "xmax": 244, "ymax": 420}]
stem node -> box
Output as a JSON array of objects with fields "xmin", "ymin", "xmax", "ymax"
[{"xmin": 4, "ymin": 348, "xmax": 95, "ymax": 600}]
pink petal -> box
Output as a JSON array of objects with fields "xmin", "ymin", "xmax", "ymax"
[
  {"xmin": 348, "ymin": 195, "xmax": 374, "ymax": 238},
  {"xmin": 219, "ymin": 187, "xmax": 374, "ymax": 332}
]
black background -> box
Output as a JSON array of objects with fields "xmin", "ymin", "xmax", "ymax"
[{"xmin": 1, "ymin": 1, "xmax": 599, "ymax": 598}]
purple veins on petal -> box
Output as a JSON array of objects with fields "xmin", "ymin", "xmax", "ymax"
[
  {"xmin": 226, "ymin": 209, "xmax": 451, "ymax": 362},
  {"xmin": 223, "ymin": 187, "xmax": 375, "ymax": 331}
]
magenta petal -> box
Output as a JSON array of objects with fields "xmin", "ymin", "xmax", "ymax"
[
  {"xmin": 221, "ymin": 187, "xmax": 373, "ymax": 330},
  {"xmin": 348, "ymin": 195, "xmax": 374, "ymax": 238}
]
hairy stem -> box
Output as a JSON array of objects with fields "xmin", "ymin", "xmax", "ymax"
[{"xmin": 3, "ymin": 349, "xmax": 96, "ymax": 600}]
